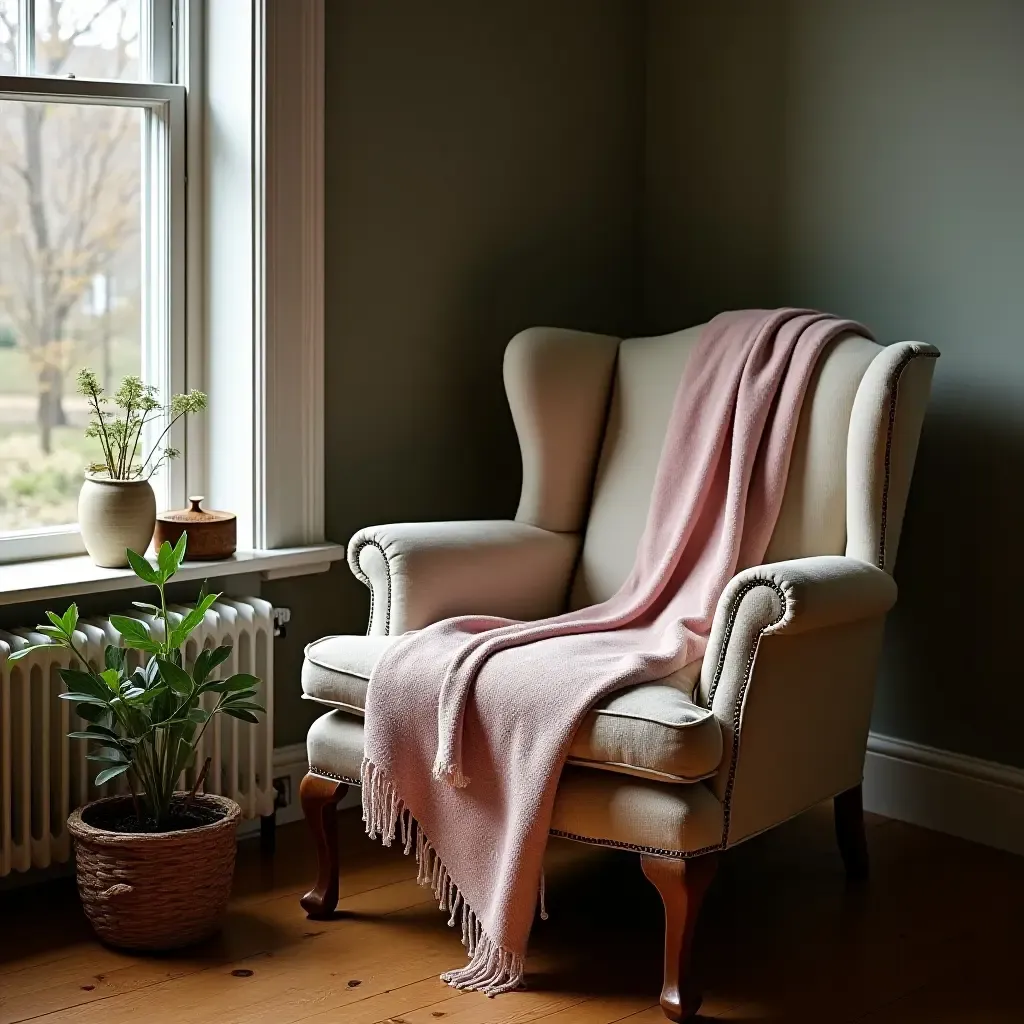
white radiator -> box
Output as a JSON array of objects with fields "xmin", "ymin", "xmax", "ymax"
[{"xmin": 0, "ymin": 596, "xmax": 276, "ymax": 877}]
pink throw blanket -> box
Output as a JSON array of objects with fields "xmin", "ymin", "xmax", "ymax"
[{"xmin": 362, "ymin": 309, "xmax": 870, "ymax": 993}]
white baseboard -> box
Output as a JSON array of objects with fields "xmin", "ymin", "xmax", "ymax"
[{"xmin": 864, "ymin": 732, "xmax": 1024, "ymax": 857}]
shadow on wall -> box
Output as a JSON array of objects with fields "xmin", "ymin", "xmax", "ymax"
[{"xmin": 876, "ymin": 399, "xmax": 1024, "ymax": 767}]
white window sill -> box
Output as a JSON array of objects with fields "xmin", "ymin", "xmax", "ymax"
[{"xmin": 0, "ymin": 543, "xmax": 346, "ymax": 608}]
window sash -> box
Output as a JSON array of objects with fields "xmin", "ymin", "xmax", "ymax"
[
  {"xmin": 11, "ymin": 0, "xmax": 175, "ymax": 83},
  {"xmin": 0, "ymin": 74, "xmax": 186, "ymax": 563}
]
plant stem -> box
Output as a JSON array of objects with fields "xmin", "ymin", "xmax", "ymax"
[
  {"xmin": 139, "ymin": 408, "xmax": 186, "ymax": 477},
  {"xmin": 118, "ymin": 396, "xmax": 133, "ymax": 478},
  {"xmin": 126, "ymin": 406, "xmax": 150, "ymax": 478},
  {"xmin": 85, "ymin": 384, "xmax": 116, "ymax": 477},
  {"xmin": 127, "ymin": 769, "xmax": 142, "ymax": 821},
  {"xmin": 186, "ymin": 757, "xmax": 212, "ymax": 808}
]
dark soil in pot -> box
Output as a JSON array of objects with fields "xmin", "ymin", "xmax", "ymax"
[{"xmin": 82, "ymin": 798, "xmax": 224, "ymax": 834}]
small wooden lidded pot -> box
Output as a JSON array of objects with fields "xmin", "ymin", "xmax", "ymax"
[{"xmin": 154, "ymin": 496, "xmax": 236, "ymax": 561}]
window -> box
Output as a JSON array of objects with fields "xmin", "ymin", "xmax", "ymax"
[{"xmin": 0, "ymin": 0, "xmax": 184, "ymax": 561}]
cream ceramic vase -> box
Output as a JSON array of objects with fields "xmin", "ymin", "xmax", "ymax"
[{"xmin": 78, "ymin": 475, "xmax": 157, "ymax": 568}]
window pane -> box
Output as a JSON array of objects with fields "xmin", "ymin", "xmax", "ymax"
[
  {"xmin": 0, "ymin": 100, "xmax": 142, "ymax": 533},
  {"xmin": 36, "ymin": 0, "xmax": 140, "ymax": 81},
  {"xmin": 0, "ymin": 0, "xmax": 16, "ymax": 75}
]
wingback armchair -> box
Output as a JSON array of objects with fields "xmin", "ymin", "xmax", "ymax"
[{"xmin": 298, "ymin": 323, "xmax": 938, "ymax": 1021}]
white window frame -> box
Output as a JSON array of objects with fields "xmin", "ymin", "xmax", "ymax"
[
  {"xmin": 201, "ymin": 0, "xmax": 325, "ymax": 551},
  {"xmin": 0, "ymin": 0, "xmax": 326, "ymax": 565},
  {"xmin": 0, "ymin": 1, "xmax": 186, "ymax": 564}
]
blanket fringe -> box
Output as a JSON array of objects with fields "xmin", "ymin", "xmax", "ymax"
[{"xmin": 361, "ymin": 757, "xmax": 524, "ymax": 995}]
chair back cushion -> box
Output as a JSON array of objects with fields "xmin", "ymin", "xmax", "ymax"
[{"xmin": 569, "ymin": 326, "xmax": 881, "ymax": 609}]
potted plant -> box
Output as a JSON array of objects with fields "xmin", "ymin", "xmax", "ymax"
[
  {"xmin": 11, "ymin": 534, "xmax": 264, "ymax": 951},
  {"xmin": 76, "ymin": 369, "xmax": 207, "ymax": 567}
]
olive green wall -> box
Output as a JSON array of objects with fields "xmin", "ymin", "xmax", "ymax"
[
  {"xmin": 274, "ymin": 0, "xmax": 1023, "ymax": 769},
  {"xmin": 644, "ymin": 0, "xmax": 1024, "ymax": 767},
  {"xmin": 268, "ymin": 0, "xmax": 646, "ymax": 746}
]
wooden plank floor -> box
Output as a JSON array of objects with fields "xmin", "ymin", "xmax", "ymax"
[{"xmin": 2, "ymin": 804, "xmax": 1023, "ymax": 1023}]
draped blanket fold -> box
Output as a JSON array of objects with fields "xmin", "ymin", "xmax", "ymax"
[{"xmin": 362, "ymin": 309, "xmax": 871, "ymax": 994}]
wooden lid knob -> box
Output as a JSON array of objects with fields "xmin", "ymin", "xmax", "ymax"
[{"xmin": 188, "ymin": 495, "xmax": 205, "ymax": 513}]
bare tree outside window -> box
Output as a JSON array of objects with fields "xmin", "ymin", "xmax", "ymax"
[{"xmin": 0, "ymin": 0, "xmax": 143, "ymax": 532}]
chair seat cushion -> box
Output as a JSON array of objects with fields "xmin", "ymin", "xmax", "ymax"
[
  {"xmin": 302, "ymin": 634, "xmax": 723, "ymax": 784},
  {"xmin": 307, "ymin": 710, "xmax": 726, "ymax": 856}
]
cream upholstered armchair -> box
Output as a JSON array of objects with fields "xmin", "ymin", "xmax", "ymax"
[{"xmin": 298, "ymin": 323, "xmax": 938, "ymax": 1021}]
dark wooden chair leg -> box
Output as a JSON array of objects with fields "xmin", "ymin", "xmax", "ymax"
[
  {"xmin": 260, "ymin": 810, "xmax": 277, "ymax": 856},
  {"xmin": 299, "ymin": 773, "xmax": 347, "ymax": 918},
  {"xmin": 834, "ymin": 783, "xmax": 869, "ymax": 881},
  {"xmin": 641, "ymin": 852, "xmax": 719, "ymax": 1023}
]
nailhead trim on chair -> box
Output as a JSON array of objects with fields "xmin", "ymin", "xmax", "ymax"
[
  {"xmin": 703, "ymin": 577, "xmax": 789, "ymax": 849},
  {"xmin": 548, "ymin": 828, "xmax": 684, "ymax": 859},
  {"xmin": 309, "ymin": 766, "xmax": 361, "ymax": 786},
  {"xmin": 349, "ymin": 538, "xmax": 393, "ymax": 636},
  {"xmin": 878, "ymin": 350, "xmax": 939, "ymax": 570}
]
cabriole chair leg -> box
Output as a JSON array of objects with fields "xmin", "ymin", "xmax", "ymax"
[
  {"xmin": 641, "ymin": 852, "xmax": 719, "ymax": 1022},
  {"xmin": 834, "ymin": 783, "xmax": 869, "ymax": 881},
  {"xmin": 299, "ymin": 772, "xmax": 347, "ymax": 917}
]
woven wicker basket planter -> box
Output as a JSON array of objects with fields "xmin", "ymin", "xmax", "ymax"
[{"xmin": 67, "ymin": 793, "xmax": 241, "ymax": 951}]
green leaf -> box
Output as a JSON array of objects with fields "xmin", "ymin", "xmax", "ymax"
[
  {"xmin": 168, "ymin": 592, "xmax": 220, "ymax": 650},
  {"xmin": 68, "ymin": 723, "xmax": 120, "ymax": 741},
  {"xmin": 156, "ymin": 540, "xmax": 177, "ymax": 581},
  {"xmin": 45, "ymin": 610, "xmax": 67, "ymax": 634},
  {"xmin": 75, "ymin": 703, "xmax": 109, "ymax": 723},
  {"xmin": 109, "ymin": 615, "xmax": 161, "ymax": 655},
  {"xmin": 37, "ymin": 625, "xmax": 67, "ymax": 640},
  {"xmin": 221, "ymin": 688, "xmax": 259, "ymax": 703},
  {"xmin": 62, "ymin": 604, "xmax": 79, "ymax": 636},
  {"xmin": 120, "ymin": 686, "xmax": 145, "ymax": 700},
  {"xmin": 171, "ymin": 531, "xmax": 188, "ymax": 573},
  {"xmin": 222, "ymin": 708, "xmax": 260, "ymax": 724},
  {"xmin": 126, "ymin": 548, "xmax": 160, "ymax": 585},
  {"xmin": 94, "ymin": 764, "xmax": 131, "ymax": 787},
  {"xmin": 67, "ymin": 731, "xmax": 110, "ymax": 742},
  {"xmin": 192, "ymin": 648, "xmax": 212, "ymax": 686},
  {"xmin": 130, "ymin": 684, "xmax": 166, "ymax": 704},
  {"xmin": 188, "ymin": 707, "xmax": 211, "ymax": 724},
  {"xmin": 58, "ymin": 668, "xmax": 110, "ymax": 700},
  {"xmin": 104, "ymin": 645, "xmax": 126, "ymax": 674},
  {"xmin": 220, "ymin": 701, "xmax": 264, "ymax": 714},
  {"xmin": 206, "ymin": 672, "xmax": 259, "ymax": 694},
  {"xmin": 156, "ymin": 657, "xmax": 193, "ymax": 696},
  {"xmin": 100, "ymin": 668, "xmax": 121, "ymax": 692},
  {"xmin": 7, "ymin": 644, "xmax": 56, "ymax": 662},
  {"xmin": 109, "ymin": 614, "xmax": 151, "ymax": 643},
  {"xmin": 194, "ymin": 645, "xmax": 232, "ymax": 686},
  {"xmin": 58, "ymin": 692, "xmax": 110, "ymax": 706},
  {"xmin": 131, "ymin": 601, "xmax": 160, "ymax": 615},
  {"xmin": 208, "ymin": 644, "xmax": 232, "ymax": 670},
  {"xmin": 86, "ymin": 746, "xmax": 130, "ymax": 765}
]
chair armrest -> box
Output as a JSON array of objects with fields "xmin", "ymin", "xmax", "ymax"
[
  {"xmin": 348, "ymin": 520, "xmax": 580, "ymax": 636},
  {"xmin": 697, "ymin": 556, "xmax": 897, "ymax": 847}
]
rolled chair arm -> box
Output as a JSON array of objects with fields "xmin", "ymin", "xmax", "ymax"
[
  {"xmin": 348, "ymin": 520, "xmax": 580, "ymax": 636},
  {"xmin": 697, "ymin": 555, "xmax": 897, "ymax": 847}
]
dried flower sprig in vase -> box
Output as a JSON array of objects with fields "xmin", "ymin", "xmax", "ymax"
[
  {"xmin": 75, "ymin": 369, "xmax": 207, "ymax": 568},
  {"xmin": 77, "ymin": 369, "xmax": 207, "ymax": 481}
]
